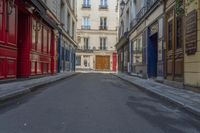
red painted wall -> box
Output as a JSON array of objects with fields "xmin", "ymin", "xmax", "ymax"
[
  {"xmin": 112, "ymin": 52, "xmax": 117, "ymax": 72},
  {"xmin": 0, "ymin": 0, "xmax": 17, "ymax": 80},
  {"xmin": 28, "ymin": 17, "xmax": 55, "ymax": 77},
  {"xmin": 0, "ymin": 0, "xmax": 58, "ymax": 80}
]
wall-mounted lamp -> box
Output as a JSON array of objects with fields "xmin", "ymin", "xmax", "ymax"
[
  {"xmin": 120, "ymin": 0, "xmax": 125, "ymax": 11},
  {"xmin": 33, "ymin": 21, "xmax": 42, "ymax": 31},
  {"xmin": 8, "ymin": 0, "xmax": 14, "ymax": 15}
]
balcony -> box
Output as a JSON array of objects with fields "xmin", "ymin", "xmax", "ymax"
[
  {"xmin": 82, "ymin": 4, "xmax": 91, "ymax": 9},
  {"xmin": 130, "ymin": 0, "xmax": 159, "ymax": 29},
  {"xmin": 99, "ymin": 26, "xmax": 107, "ymax": 30},
  {"xmin": 99, "ymin": 5, "xmax": 108, "ymax": 9},
  {"xmin": 83, "ymin": 46, "xmax": 91, "ymax": 50},
  {"xmin": 99, "ymin": 47, "xmax": 107, "ymax": 50},
  {"xmin": 81, "ymin": 25, "xmax": 91, "ymax": 30}
]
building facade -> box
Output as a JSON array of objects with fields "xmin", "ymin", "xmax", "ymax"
[
  {"xmin": 184, "ymin": 0, "xmax": 200, "ymax": 88},
  {"xmin": 117, "ymin": 0, "xmax": 200, "ymax": 89},
  {"xmin": 76, "ymin": 0, "xmax": 118, "ymax": 71},
  {"xmin": 0, "ymin": 0, "xmax": 77, "ymax": 81}
]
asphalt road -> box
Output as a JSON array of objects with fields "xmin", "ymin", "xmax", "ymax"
[{"xmin": 0, "ymin": 73, "xmax": 200, "ymax": 133}]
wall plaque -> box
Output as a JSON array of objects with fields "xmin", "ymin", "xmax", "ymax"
[{"xmin": 185, "ymin": 10, "xmax": 197, "ymax": 55}]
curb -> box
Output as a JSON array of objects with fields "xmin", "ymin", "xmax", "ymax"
[
  {"xmin": 0, "ymin": 73, "xmax": 79, "ymax": 103},
  {"xmin": 113, "ymin": 74, "xmax": 200, "ymax": 118}
]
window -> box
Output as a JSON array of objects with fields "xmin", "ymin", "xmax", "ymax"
[
  {"xmin": 76, "ymin": 56, "xmax": 81, "ymax": 66},
  {"xmin": 72, "ymin": 21, "xmax": 75, "ymax": 38},
  {"xmin": 100, "ymin": 0, "xmax": 107, "ymax": 6},
  {"xmin": 168, "ymin": 21, "xmax": 173, "ymax": 50},
  {"xmin": 83, "ymin": 0, "xmax": 90, "ymax": 8},
  {"xmin": 82, "ymin": 17, "xmax": 90, "ymax": 29},
  {"xmin": 83, "ymin": 38, "xmax": 89, "ymax": 50},
  {"xmin": 100, "ymin": 38, "xmax": 107, "ymax": 50},
  {"xmin": 67, "ymin": 13, "xmax": 70, "ymax": 33},
  {"xmin": 100, "ymin": 17, "xmax": 107, "ymax": 30},
  {"xmin": 176, "ymin": 17, "xmax": 183, "ymax": 49},
  {"xmin": 133, "ymin": 36, "xmax": 143, "ymax": 64}
]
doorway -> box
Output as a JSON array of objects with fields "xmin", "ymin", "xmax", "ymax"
[
  {"xmin": 148, "ymin": 33, "xmax": 158, "ymax": 78},
  {"xmin": 17, "ymin": 10, "xmax": 29, "ymax": 77},
  {"xmin": 166, "ymin": 10, "xmax": 184, "ymax": 82}
]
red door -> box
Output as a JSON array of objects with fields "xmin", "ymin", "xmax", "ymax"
[{"xmin": 112, "ymin": 52, "xmax": 117, "ymax": 71}]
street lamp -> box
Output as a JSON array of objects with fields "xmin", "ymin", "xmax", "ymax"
[{"xmin": 120, "ymin": 0, "xmax": 125, "ymax": 10}]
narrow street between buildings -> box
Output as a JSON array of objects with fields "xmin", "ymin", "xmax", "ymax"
[{"xmin": 0, "ymin": 73, "xmax": 200, "ymax": 133}]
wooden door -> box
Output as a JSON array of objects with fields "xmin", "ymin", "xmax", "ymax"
[
  {"xmin": 96, "ymin": 56, "xmax": 110, "ymax": 70},
  {"xmin": 166, "ymin": 9, "xmax": 184, "ymax": 81}
]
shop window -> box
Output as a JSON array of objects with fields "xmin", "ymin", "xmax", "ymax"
[
  {"xmin": 48, "ymin": 63, "xmax": 51, "ymax": 73},
  {"xmin": 7, "ymin": 6, "xmax": 16, "ymax": 45},
  {"xmin": 37, "ymin": 62, "xmax": 41, "ymax": 73},
  {"xmin": 31, "ymin": 62, "xmax": 36, "ymax": 74},
  {"xmin": 43, "ymin": 63, "xmax": 47, "ymax": 74},
  {"xmin": 37, "ymin": 26, "xmax": 42, "ymax": 52},
  {"xmin": 32, "ymin": 19, "xmax": 37, "ymax": 50},
  {"xmin": 168, "ymin": 21, "xmax": 173, "ymax": 50},
  {"xmin": 43, "ymin": 27, "xmax": 48, "ymax": 53},
  {"xmin": 176, "ymin": 17, "xmax": 183, "ymax": 49},
  {"xmin": 7, "ymin": 60, "xmax": 15, "ymax": 75},
  {"xmin": 133, "ymin": 36, "xmax": 143, "ymax": 64},
  {"xmin": 62, "ymin": 48, "xmax": 65, "ymax": 60},
  {"xmin": 48, "ymin": 31, "xmax": 51, "ymax": 53},
  {"xmin": 84, "ymin": 59, "xmax": 87, "ymax": 67},
  {"xmin": 76, "ymin": 56, "xmax": 81, "ymax": 66}
]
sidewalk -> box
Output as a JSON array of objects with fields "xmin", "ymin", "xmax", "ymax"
[
  {"xmin": 0, "ymin": 72, "xmax": 77, "ymax": 102},
  {"xmin": 114, "ymin": 73, "xmax": 200, "ymax": 117}
]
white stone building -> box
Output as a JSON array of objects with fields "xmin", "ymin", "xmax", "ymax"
[{"xmin": 76, "ymin": 0, "xmax": 119, "ymax": 71}]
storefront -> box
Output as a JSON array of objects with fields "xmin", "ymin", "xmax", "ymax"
[
  {"xmin": 0, "ymin": 0, "xmax": 17, "ymax": 80},
  {"xmin": 0, "ymin": 0, "xmax": 58, "ymax": 80},
  {"xmin": 116, "ymin": 32, "xmax": 129, "ymax": 73},
  {"xmin": 131, "ymin": 31, "xmax": 147, "ymax": 78}
]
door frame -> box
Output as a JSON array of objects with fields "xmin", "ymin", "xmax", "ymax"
[{"xmin": 165, "ymin": 8, "xmax": 184, "ymax": 82}]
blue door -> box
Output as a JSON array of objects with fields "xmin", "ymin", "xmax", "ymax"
[{"xmin": 147, "ymin": 33, "xmax": 158, "ymax": 78}]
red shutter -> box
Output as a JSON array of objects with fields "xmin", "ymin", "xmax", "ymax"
[{"xmin": 0, "ymin": 0, "xmax": 4, "ymax": 41}]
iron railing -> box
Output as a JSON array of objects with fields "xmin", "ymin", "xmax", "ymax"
[
  {"xmin": 99, "ymin": 26, "xmax": 108, "ymax": 30},
  {"xmin": 82, "ymin": 4, "xmax": 91, "ymax": 8},
  {"xmin": 130, "ymin": 0, "xmax": 159, "ymax": 29},
  {"xmin": 81, "ymin": 25, "xmax": 91, "ymax": 30}
]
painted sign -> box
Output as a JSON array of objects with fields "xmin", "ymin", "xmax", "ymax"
[{"xmin": 185, "ymin": 10, "xmax": 197, "ymax": 55}]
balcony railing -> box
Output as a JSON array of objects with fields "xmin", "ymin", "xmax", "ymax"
[
  {"xmin": 99, "ymin": 47, "xmax": 107, "ymax": 50},
  {"xmin": 83, "ymin": 46, "xmax": 91, "ymax": 50},
  {"xmin": 99, "ymin": 5, "xmax": 108, "ymax": 9},
  {"xmin": 130, "ymin": 0, "xmax": 159, "ymax": 29},
  {"xmin": 82, "ymin": 4, "xmax": 91, "ymax": 8},
  {"xmin": 99, "ymin": 26, "xmax": 107, "ymax": 30},
  {"xmin": 81, "ymin": 25, "xmax": 91, "ymax": 30}
]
